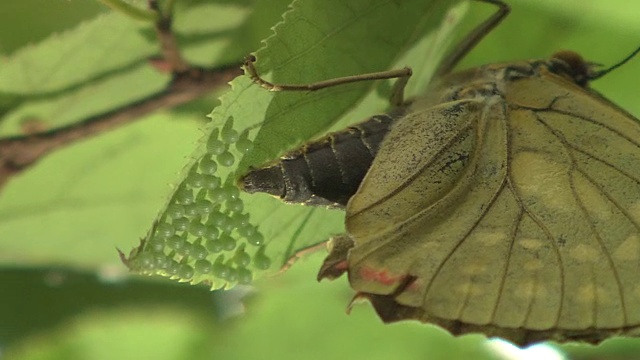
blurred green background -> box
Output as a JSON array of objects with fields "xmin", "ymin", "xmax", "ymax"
[{"xmin": 1, "ymin": 0, "xmax": 639, "ymax": 359}]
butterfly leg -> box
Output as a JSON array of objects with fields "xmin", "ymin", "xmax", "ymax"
[
  {"xmin": 317, "ymin": 234, "xmax": 355, "ymax": 280},
  {"xmin": 242, "ymin": 55, "xmax": 413, "ymax": 107},
  {"xmin": 240, "ymin": 51, "xmax": 410, "ymax": 206}
]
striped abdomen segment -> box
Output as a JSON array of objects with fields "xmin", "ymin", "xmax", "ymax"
[{"xmin": 239, "ymin": 114, "xmax": 396, "ymax": 208}]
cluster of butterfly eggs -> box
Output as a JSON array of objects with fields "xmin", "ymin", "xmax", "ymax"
[{"xmin": 131, "ymin": 117, "xmax": 271, "ymax": 287}]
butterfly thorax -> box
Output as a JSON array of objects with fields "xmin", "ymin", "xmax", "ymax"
[{"xmin": 412, "ymin": 51, "xmax": 596, "ymax": 116}]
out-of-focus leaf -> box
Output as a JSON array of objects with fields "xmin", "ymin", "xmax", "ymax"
[
  {"xmin": 0, "ymin": 0, "xmax": 292, "ymax": 270},
  {"xmin": 0, "ymin": 2, "xmax": 251, "ymax": 136},
  {"xmin": 5, "ymin": 254, "xmax": 502, "ymax": 360},
  {"xmin": 0, "ymin": 112, "xmax": 201, "ymax": 269},
  {"xmin": 0, "ymin": 13, "xmax": 156, "ymax": 95},
  {"xmin": 0, "ymin": 268, "xmax": 220, "ymax": 345},
  {"xmin": 0, "ymin": 0, "xmax": 106, "ymax": 54}
]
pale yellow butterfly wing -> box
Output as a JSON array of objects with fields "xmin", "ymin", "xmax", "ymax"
[{"xmin": 344, "ymin": 60, "xmax": 640, "ymax": 344}]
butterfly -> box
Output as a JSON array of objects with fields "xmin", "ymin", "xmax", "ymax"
[{"xmin": 240, "ymin": 0, "xmax": 640, "ymax": 346}]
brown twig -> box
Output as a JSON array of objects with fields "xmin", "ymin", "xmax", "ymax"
[
  {"xmin": 0, "ymin": 65, "xmax": 241, "ymax": 188},
  {"xmin": 148, "ymin": 0, "xmax": 190, "ymax": 73}
]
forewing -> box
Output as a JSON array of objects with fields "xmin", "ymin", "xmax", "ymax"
[
  {"xmin": 346, "ymin": 95, "xmax": 511, "ymax": 319},
  {"xmin": 347, "ymin": 98, "xmax": 493, "ymax": 238}
]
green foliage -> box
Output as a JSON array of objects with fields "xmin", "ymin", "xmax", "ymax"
[
  {"xmin": 2, "ymin": 0, "xmax": 640, "ymax": 359},
  {"xmin": 124, "ymin": 0, "xmax": 467, "ymax": 289}
]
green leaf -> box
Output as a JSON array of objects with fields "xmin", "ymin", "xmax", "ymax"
[
  {"xmin": 125, "ymin": 0, "xmax": 469, "ymax": 288},
  {"xmin": 240, "ymin": 0, "xmax": 467, "ymax": 169}
]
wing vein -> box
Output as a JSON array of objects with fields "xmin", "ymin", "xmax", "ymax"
[
  {"xmin": 490, "ymin": 193, "xmax": 524, "ymax": 324},
  {"xmin": 351, "ymin": 121, "xmax": 474, "ymax": 217},
  {"xmin": 559, "ymin": 141, "xmax": 640, "ymax": 187},
  {"xmin": 537, "ymin": 113, "xmax": 629, "ymax": 326},
  {"xmin": 576, "ymin": 166, "xmax": 640, "ymax": 233},
  {"xmin": 540, "ymin": 108, "xmax": 640, "ymax": 149},
  {"xmin": 506, "ymin": 170, "xmax": 565, "ymax": 327},
  {"xmin": 422, "ymin": 100, "xmax": 509, "ymax": 302},
  {"xmin": 422, "ymin": 179, "xmax": 507, "ymax": 301},
  {"xmin": 569, "ymin": 167, "xmax": 627, "ymax": 325}
]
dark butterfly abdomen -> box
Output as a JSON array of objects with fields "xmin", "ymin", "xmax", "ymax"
[{"xmin": 238, "ymin": 113, "xmax": 397, "ymax": 208}]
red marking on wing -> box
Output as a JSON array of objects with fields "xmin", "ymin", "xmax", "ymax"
[
  {"xmin": 359, "ymin": 266, "xmax": 403, "ymax": 286},
  {"xmin": 334, "ymin": 260, "xmax": 348, "ymax": 271}
]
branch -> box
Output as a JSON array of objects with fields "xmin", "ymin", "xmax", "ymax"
[{"xmin": 0, "ymin": 65, "xmax": 242, "ymax": 188}]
